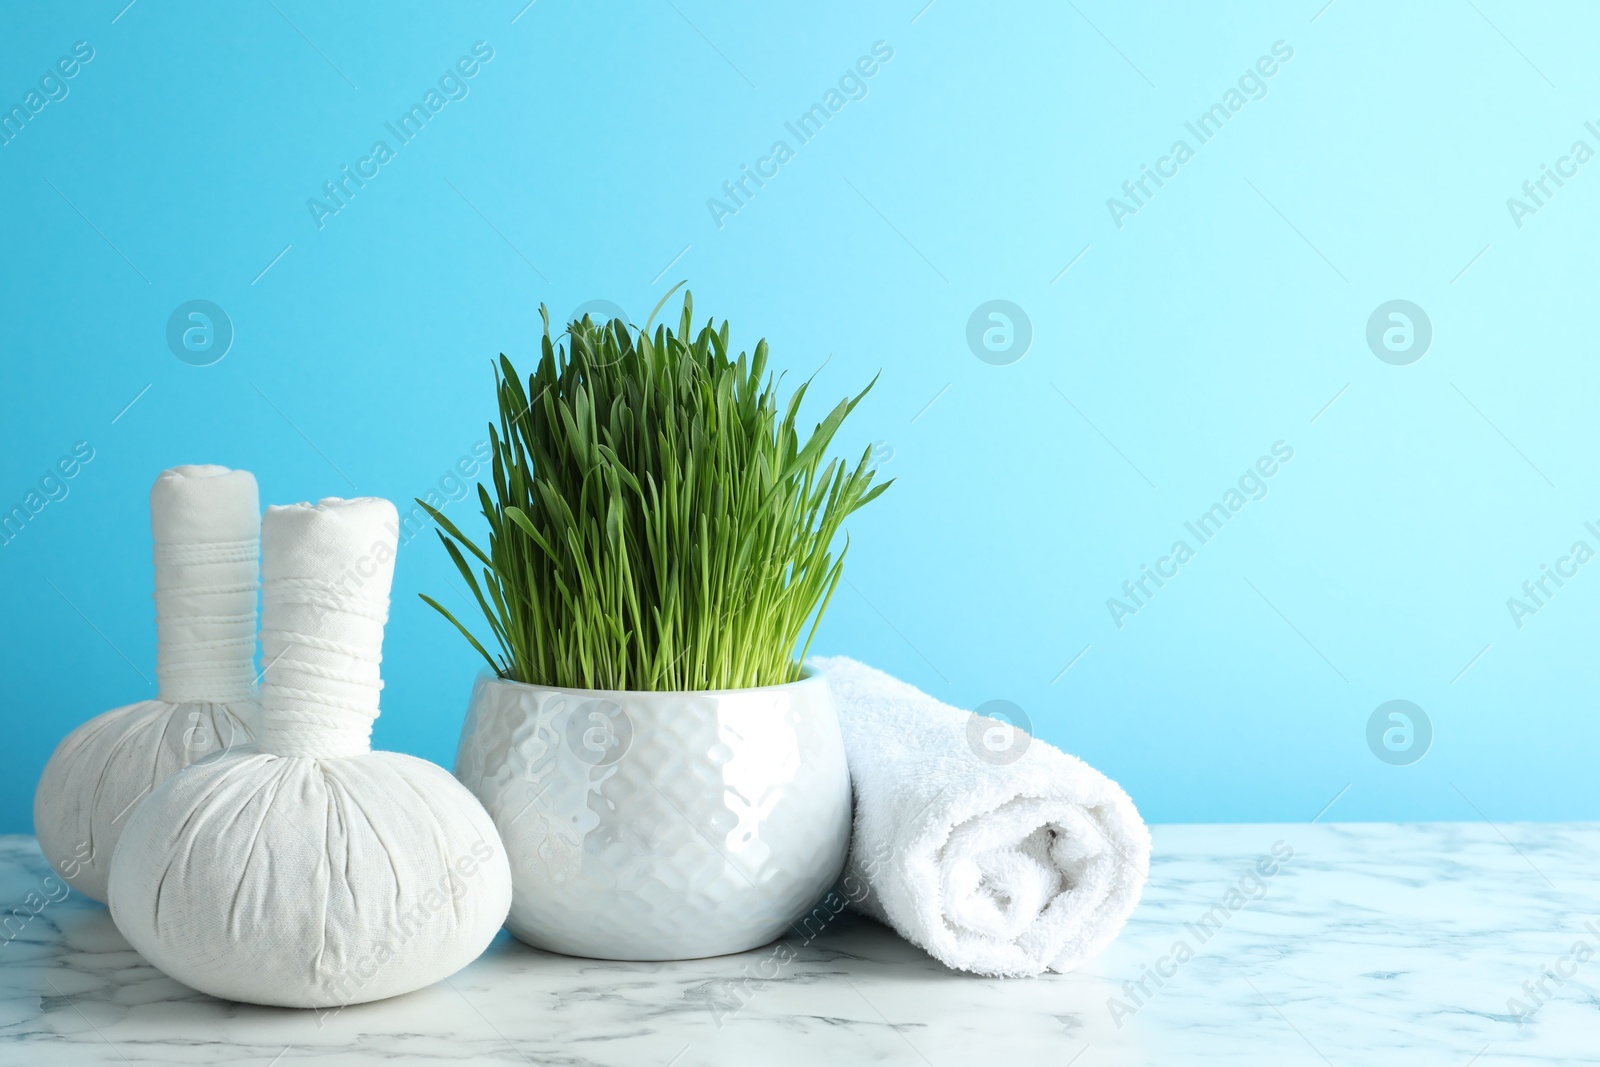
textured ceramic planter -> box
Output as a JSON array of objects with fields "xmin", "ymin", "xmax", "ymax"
[{"xmin": 454, "ymin": 668, "xmax": 852, "ymax": 960}]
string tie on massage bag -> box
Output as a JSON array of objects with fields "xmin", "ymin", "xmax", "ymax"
[{"xmin": 255, "ymin": 498, "xmax": 395, "ymax": 758}]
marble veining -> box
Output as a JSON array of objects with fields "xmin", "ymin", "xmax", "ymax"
[{"xmin": 3, "ymin": 822, "xmax": 1597, "ymax": 1064}]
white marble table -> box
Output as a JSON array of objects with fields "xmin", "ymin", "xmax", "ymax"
[{"xmin": 2, "ymin": 822, "xmax": 1595, "ymax": 1065}]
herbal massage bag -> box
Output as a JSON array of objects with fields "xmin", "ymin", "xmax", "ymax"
[
  {"xmin": 34, "ymin": 465, "xmax": 259, "ymax": 901},
  {"xmin": 108, "ymin": 497, "xmax": 511, "ymax": 1008}
]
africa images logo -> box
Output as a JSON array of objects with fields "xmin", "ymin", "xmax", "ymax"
[
  {"xmin": 166, "ymin": 300, "xmax": 234, "ymax": 366},
  {"xmin": 1105, "ymin": 40, "xmax": 1294, "ymax": 230},
  {"xmin": 306, "ymin": 42, "xmax": 495, "ymax": 230},
  {"xmin": 1106, "ymin": 441, "xmax": 1294, "ymax": 629},
  {"xmin": 706, "ymin": 41, "xmax": 894, "ymax": 229}
]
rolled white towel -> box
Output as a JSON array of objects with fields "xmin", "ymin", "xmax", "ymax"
[{"xmin": 814, "ymin": 656, "xmax": 1150, "ymax": 978}]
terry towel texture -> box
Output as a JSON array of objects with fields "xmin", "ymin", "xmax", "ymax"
[{"xmin": 814, "ymin": 656, "xmax": 1150, "ymax": 978}]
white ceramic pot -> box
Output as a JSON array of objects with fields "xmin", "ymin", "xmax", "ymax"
[{"xmin": 454, "ymin": 667, "xmax": 852, "ymax": 960}]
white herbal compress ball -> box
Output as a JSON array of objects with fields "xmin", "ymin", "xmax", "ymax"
[
  {"xmin": 33, "ymin": 464, "xmax": 260, "ymax": 902},
  {"xmin": 108, "ymin": 497, "xmax": 512, "ymax": 1009}
]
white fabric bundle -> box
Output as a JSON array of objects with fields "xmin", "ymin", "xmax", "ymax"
[
  {"xmin": 33, "ymin": 465, "xmax": 259, "ymax": 902},
  {"xmin": 108, "ymin": 497, "xmax": 512, "ymax": 1009},
  {"xmin": 813, "ymin": 656, "xmax": 1150, "ymax": 978}
]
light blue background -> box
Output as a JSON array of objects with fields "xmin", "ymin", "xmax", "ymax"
[{"xmin": 3, "ymin": 0, "xmax": 1595, "ymax": 832}]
